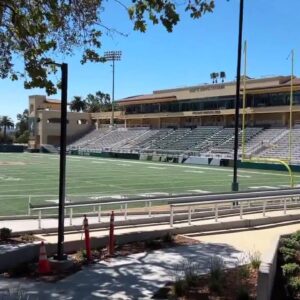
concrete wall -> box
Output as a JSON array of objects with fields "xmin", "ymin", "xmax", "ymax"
[{"xmin": 257, "ymin": 237, "xmax": 280, "ymax": 300}]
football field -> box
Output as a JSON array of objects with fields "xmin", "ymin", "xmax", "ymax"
[{"xmin": 0, "ymin": 153, "xmax": 299, "ymax": 216}]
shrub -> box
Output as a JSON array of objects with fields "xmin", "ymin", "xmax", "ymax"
[
  {"xmin": 280, "ymin": 246, "xmax": 296, "ymax": 262},
  {"xmin": 290, "ymin": 231, "xmax": 300, "ymax": 242},
  {"xmin": 208, "ymin": 256, "xmax": 225, "ymax": 293},
  {"xmin": 209, "ymin": 256, "xmax": 225, "ymax": 281},
  {"xmin": 162, "ymin": 232, "xmax": 174, "ymax": 244},
  {"xmin": 145, "ymin": 239, "xmax": 162, "ymax": 250},
  {"xmin": 0, "ymin": 227, "xmax": 12, "ymax": 241},
  {"xmin": 20, "ymin": 233, "xmax": 35, "ymax": 243},
  {"xmin": 238, "ymin": 264, "xmax": 251, "ymax": 279},
  {"xmin": 249, "ymin": 251, "xmax": 261, "ymax": 270},
  {"xmin": 174, "ymin": 258, "xmax": 200, "ymax": 288},
  {"xmin": 236, "ymin": 286, "xmax": 250, "ymax": 300},
  {"xmin": 74, "ymin": 249, "xmax": 87, "ymax": 262},
  {"xmin": 282, "ymin": 237, "xmax": 300, "ymax": 250},
  {"xmin": 288, "ymin": 276, "xmax": 300, "ymax": 294},
  {"xmin": 282, "ymin": 263, "xmax": 300, "ymax": 278},
  {"xmin": 173, "ymin": 279, "xmax": 187, "ymax": 297}
]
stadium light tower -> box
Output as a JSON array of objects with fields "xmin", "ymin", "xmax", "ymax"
[
  {"xmin": 104, "ymin": 51, "xmax": 122, "ymax": 127},
  {"xmin": 44, "ymin": 61, "xmax": 68, "ymax": 261},
  {"xmin": 232, "ymin": 0, "xmax": 244, "ymax": 192}
]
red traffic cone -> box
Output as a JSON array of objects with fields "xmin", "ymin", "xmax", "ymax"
[{"xmin": 38, "ymin": 241, "xmax": 51, "ymax": 274}]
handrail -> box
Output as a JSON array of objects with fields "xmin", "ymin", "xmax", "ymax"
[
  {"xmin": 169, "ymin": 192, "xmax": 300, "ymax": 227},
  {"xmin": 31, "ymin": 196, "xmax": 168, "ymax": 229},
  {"xmin": 170, "ymin": 194, "xmax": 299, "ymax": 207},
  {"xmin": 168, "ymin": 188, "xmax": 300, "ymax": 204}
]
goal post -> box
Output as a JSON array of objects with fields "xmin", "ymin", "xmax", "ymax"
[{"xmin": 240, "ymin": 41, "xmax": 295, "ymax": 188}]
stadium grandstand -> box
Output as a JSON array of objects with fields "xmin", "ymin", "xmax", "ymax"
[{"xmin": 28, "ymin": 75, "xmax": 300, "ymax": 164}]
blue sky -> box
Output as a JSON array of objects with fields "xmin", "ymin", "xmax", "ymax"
[{"xmin": 1, "ymin": 0, "xmax": 300, "ymax": 122}]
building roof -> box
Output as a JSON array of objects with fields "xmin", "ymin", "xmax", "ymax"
[{"xmin": 117, "ymin": 75, "xmax": 299, "ymax": 106}]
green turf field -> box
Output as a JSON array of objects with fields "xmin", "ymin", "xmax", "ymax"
[{"xmin": 0, "ymin": 153, "xmax": 298, "ymax": 216}]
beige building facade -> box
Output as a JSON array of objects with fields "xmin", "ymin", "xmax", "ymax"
[{"xmin": 28, "ymin": 75, "xmax": 300, "ymax": 148}]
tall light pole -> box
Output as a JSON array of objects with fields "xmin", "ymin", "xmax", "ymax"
[
  {"xmin": 104, "ymin": 51, "xmax": 122, "ymax": 126},
  {"xmin": 45, "ymin": 61, "xmax": 68, "ymax": 260},
  {"xmin": 232, "ymin": 0, "xmax": 244, "ymax": 192}
]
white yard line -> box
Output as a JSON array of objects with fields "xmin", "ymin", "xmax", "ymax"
[
  {"xmin": 188, "ymin": 189, "xmax": 211, "ymax": 193},
  {"xmin": 147, "ymin": 167, "xmax": 166, "ymax": 170},
  {"xmin": 249, "ymin": 186, "xmax": 280, "ymax": 190}
]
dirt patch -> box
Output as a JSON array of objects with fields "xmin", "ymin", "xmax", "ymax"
[
  {"xmin": 0, "ymin": 234, "xmax": 41, "ymax": 246},
  {"xmin": 71, "ymin": 234, "xmax": 200, "ymax": 263}
]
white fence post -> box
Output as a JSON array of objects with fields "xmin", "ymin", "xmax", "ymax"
[
  {"xmin": 69, "ymin": 208, "xmax": 73, "ymax": 226},
  {"xmin": 28, "ymin": 195, "xmax": 31, "ymax": 216},
  {"xmin": 124, "ymin": 203, "xmax": 128, "ymax": 220},
  {"xmin": 215, "ymin": 204, "xmax": 218, "ymax": 222},
  {"xmin": 188, "ymin": 206, "xmax": 192, "ymax": 225},
  {"xmin": 148, "ymin": 201, "xmax": 152, "ymax": 217},
  {"xmin": 98, "ymin": 205, "xmax": 101, "ymax": 222},
  {"xmin": 284, "ymin": 199, "xmax": 287, "ymax": 215},
  {"xmin": 240, "ymin": 203, "xmax": 243, "ymax": 219},
  {"xmin": 263, "ymin": 201, "xmax": 266, "ymax": 217},
  {"xmin": 38, "ymin": 210, "xmax": 42, "ymax": 229},
  {"xmin": 170, "ymin": 206, "xmax": 174, "ymax": 227}
]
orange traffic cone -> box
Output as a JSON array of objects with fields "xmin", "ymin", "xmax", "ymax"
[{"xmin": 38, "ymin": 241, "xmax": 51, "ymax": 274}]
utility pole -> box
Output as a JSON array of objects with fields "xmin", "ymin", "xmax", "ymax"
[{"xmin": 232, "ymin": 0, "xmax": 244, "ymax": 192}]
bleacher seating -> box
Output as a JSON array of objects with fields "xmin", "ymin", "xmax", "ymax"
[
  {"xmin": 212, "ymin": 127, "xmax": 263, "ymax": 154},
  {"xmin": 68, "ymin": 126, "xmax": 300, "ymax": 162},
  {"xmin": 258, "ymin": 128, "xmax": 300, "ymax": 162},
  {"xmin": 68, "ymin": 128, "xmax": 110, "ymax": 148},
  {"xmin": 151, "ymin": 128, "xmax": 191, "ymax": 150}
]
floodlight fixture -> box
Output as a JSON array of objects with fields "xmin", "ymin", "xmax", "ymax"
[{"xmin": 104, "ymin": 51, "xmax": 122, "ymax": 126}]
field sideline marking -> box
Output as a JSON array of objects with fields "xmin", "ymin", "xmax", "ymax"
[
  {"xmin": 58, "ymin": 155, "xmax": 300, "ymax": 178},
  {"xmin": 2, "ymin": 153, "xmax": 299, "ymax": 177}
]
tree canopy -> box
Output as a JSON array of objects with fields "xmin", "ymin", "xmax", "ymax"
[{"xmin": 0, "ymin": 0, "xmax": 215, "ymax": 94}]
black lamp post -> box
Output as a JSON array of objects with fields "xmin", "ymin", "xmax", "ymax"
[
  {"xmin": 44, "ymin": 62, "xmax": 68, "ymax": 260},
  {"xmin": 232, "ymin": 0, "xmax": 244, "ymax": 192},
  {"xmin": 57, "ymin": 62, "xmax": 68, "ymax": 260}
]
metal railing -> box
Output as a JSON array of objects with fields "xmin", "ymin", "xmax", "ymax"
[
  {"xmin": 169, "ymin": 193, "xmax": 300, "ymax": 227},
  {"xmin": 29, "ymin": 192, "xmax": 211, "ymax": 229}
]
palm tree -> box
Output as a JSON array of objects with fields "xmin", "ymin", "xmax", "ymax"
[
  {"xmin": 69, "ymin": 96, "xmax": 86, "ymax": 112},
  {"xmin": 214, "ymin": 72, "xmax": 219, "ymax": 83},
  {"xmin": 0, "ymin": 116, "xmax": 14, "ymax": 143},
  {"xmin": 220, "ymin": 71, "xmax": 226, "ymax": 83},
  {"xmin": 210, "ymin": 72, "xmax": 216, "ymax": 83},
  {"xmin": 210, "ymin": 72, "xmax": 219, "ymax": 84}
]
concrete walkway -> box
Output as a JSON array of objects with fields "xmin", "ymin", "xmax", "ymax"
[
  {"xmin": 0, "ymin": 242, "xmax": 244, "ymax": 300},
  {"xmin": 1, "ymin": 221, "xmax": 300, "ymax": 299},
  {"xmin": 192, "ymin": 222, "xmax": 300, "ymax": 254}
]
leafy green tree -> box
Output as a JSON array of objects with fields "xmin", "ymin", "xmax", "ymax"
[
  {"xmin": 70, "ymin": 96, "xmax": 87, "ymax": 112},
  {"xmin": 15, "ymin": 109, "xmax": 29, "ymax": 143},
  {"xmin": 15, "ymin": 109, "xmax": 28, "ymax": 136},
  {"xmin": 95, "ymin": 91, "xmax": 111, "ymax": 112},
  {"xmin": 0, "ymin": 116, "xmax": 14, "ymax": 143},
  {"xmin": 0, "ymin": 0, "xmax": 215, "ymax": 94},
  {"xmin": 84, "ymin": 91, "xmax": 111, "ymax": 113}
]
